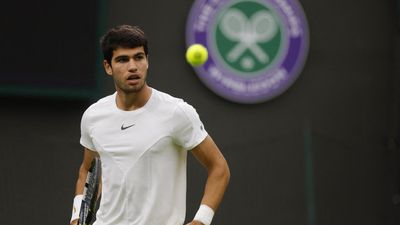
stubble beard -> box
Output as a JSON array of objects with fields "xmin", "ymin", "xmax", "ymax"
[{"xmin": 115, "ymin": 79, "xmax": 146, "ymax": 94}]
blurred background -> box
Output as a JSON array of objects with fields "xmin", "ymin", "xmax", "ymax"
[{"xmin": 0, "ymin": 0, "xmax": 400, "ymax": 224}]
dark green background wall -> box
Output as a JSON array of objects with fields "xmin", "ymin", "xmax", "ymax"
[{"xmin": 0, "ymin": 0, "xmax": 399, "ymax": 224}]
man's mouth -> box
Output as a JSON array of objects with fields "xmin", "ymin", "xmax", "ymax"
[{"xmin": 127, "ymin": 74, "xmax": 140, "ymax": 80}]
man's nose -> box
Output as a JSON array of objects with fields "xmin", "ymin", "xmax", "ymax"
[{"xmin": 128, "ymin": 58, "xmax": 138, "ymax": 71}]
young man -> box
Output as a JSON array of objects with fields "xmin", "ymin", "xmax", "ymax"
[{"xmin": 70, "ymin": 25, "xmax": 230, "ymax": 225}]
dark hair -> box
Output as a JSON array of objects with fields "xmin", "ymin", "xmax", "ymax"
[{"xmin": 100, "ymin": 25, "xmax": 148, "ymax": 64}]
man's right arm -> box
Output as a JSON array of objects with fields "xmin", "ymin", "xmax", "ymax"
[{"xmin": 70, "ymin": 148, "xmax": 99, "ymax": 225}]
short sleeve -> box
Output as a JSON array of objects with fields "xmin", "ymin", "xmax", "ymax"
[
  {"xmin": 172, "ymin": 102, "xmax": 208, "ymax": 151},
  {"xmin": 80, "ymin": 109, "xmax": 96, "ymax": 151}
]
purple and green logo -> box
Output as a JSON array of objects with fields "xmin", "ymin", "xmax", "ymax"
[{"xmin": 186, "ymin": 0, "xmax": 309, "ymax": 103}]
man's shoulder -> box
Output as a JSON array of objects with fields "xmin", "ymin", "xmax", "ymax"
[
  {"xmin": 152, "ymin": 89, "xmax": 199, "ymax": 117},
  {"xmin": 152, "ymin": 89, "xmax": 185, "ymax": 106},
  {"xmin": 83, "ymin": 93, "xmax": 115, "ymax": 115}
]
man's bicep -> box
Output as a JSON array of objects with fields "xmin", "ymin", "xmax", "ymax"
[
  {"xmin": 82, "ymin": 148, "xmax": 99, "ymax": 170},
  {"xmin": 190, "ymin": 136, "xmax": 225, "ymax": 169}
]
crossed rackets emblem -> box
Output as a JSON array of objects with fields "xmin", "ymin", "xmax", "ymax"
[{"xmin": 220, "ymin": 8, "xmax": 278, "ymax": 66}]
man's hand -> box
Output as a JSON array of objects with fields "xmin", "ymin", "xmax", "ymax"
[
  {"xmin": 186, "ymin": 221, "xmax": 204, "ymax": 225},
  {"xmin": 70, "ymin": 219, "xmax": 78, "ymax": 225}
]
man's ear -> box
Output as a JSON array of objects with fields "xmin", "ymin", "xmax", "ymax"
[{"xmin": 103, "ymin": 60, "xmax": 113, "ymax": 76}]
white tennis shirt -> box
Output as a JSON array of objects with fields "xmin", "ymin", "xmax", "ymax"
[{"xmin": 80, "ymin": 88, "xmax": 208, "ymax": 225}]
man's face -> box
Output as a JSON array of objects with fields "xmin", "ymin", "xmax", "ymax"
[{"xmin": 104, "ymin": 46, "xmax": 149, "ymax": 93}]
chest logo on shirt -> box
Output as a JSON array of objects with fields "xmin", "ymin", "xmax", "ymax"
[{"xmin": 121, "ymin": 124, "xmax": 135, "ymax": 130}]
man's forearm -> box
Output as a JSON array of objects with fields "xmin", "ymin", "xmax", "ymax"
[
  {"xmin": 200, "ymin": 163, "xmax": 230, "ymax": 210},
  {"xmin": 75, "ymin": 164, "xmax": 89, "ymax": 195}
]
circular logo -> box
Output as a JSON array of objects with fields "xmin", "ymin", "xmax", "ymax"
[{"xmin": 186, "ymin": 0, "xmax": 309, "ymax": 104}]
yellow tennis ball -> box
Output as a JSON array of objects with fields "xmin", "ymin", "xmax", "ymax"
[{"xmin": 185, "ymin": 44, "xmax": 208, "ymax": 67}]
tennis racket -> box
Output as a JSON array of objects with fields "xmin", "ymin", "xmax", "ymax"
[{"xmin": 78, "ymin": 158, "xmax": 101, "ymax": 225}]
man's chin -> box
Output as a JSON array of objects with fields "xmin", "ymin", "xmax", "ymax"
[{"xmin": 123, "ymin": 84, "xmax": 145, "ymax": 93}]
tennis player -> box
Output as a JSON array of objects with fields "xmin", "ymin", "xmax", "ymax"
[{"xmin": 70, "ymin": 25, "xmax": 230, "ymax": 225}]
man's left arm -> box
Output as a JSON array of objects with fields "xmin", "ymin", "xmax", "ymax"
[{"xmin": 187, "ymin": 135, "xmax": 230, "ymax": 225}]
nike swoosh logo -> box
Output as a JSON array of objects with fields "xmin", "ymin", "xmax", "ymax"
[{"xmin": 121, "ymin": 124, "xmax": 135, "ymax": 130}]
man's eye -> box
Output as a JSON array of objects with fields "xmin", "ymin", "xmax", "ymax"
[
  {"xmin": 135, "ymin": 55, "xmax": 144, "ymax": 60},
  {"xmin": 117, "ymin": 58, "xmax": 128, "ymax": 62}
]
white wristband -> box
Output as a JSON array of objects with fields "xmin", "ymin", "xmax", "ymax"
[
  {"xmin": 193, "ymin": 204, "xmax": 215, "ymax": 225},
  {"xmin": 70, "ymin": 195, "xmax": 83, "ymax": 223}
]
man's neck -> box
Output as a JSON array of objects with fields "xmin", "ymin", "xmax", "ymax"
[{"xmin": 115, "ymin": 85, "xmax": 152, "ymax": 111}]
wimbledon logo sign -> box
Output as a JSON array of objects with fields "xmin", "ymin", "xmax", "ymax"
[{"xmin": 186, "ymin": 0, "xmax": 309, "ymax": 103}]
